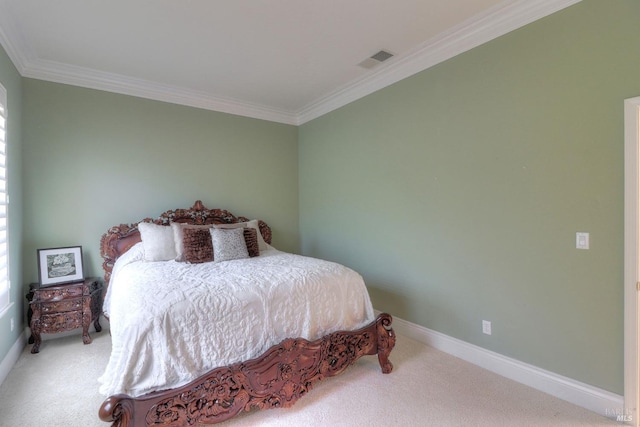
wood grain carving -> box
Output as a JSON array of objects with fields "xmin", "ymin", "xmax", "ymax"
[
  {"xmin": 99, "ymin": 313, "xmax": 395, "ymax": 427},
  {"xmin": 29, "ymin": 280, "xmax": 97, "ymax": 353},
  {"xmin": 100, "ymin": 200, "xmax": 271, "ymax": 284}
]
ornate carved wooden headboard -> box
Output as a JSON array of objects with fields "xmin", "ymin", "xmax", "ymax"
[{"xmin": 99, "ymin": 200, "xmax": 272, "ymax": 284}]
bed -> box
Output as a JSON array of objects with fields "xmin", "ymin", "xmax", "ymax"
[{"xmin": 97, "ymin": 201, "xmax": 395, "ymax": 427}]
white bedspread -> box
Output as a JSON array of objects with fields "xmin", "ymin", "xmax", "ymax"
[{"xmin": 98, "ymin": 243, "xmax": 374, "ymax": 397}]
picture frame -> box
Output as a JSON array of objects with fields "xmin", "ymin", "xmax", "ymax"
[{"xmin": 37, "ymin": 246, "xmax": 84, "ymax": 287}]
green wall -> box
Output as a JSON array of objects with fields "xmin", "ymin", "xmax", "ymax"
[
  {"xmin": 22, "ymin": 79, "xmax": 299, "ymax": 284},
  {"xmin": 2, "ymin": 0, "xmax": 638, "ymax": 398},
  {"xmin": 299, "ymin": 0, "xmax": 639, "ymax": 394},
  {"xmin": 0, "ymin": 43, "xmax": 23, "ymax": 363}
]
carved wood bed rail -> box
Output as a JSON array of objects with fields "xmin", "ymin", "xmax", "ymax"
[
  {"xmin": 98, "ymin": 201, "xmax": 395, "ymax": 427},
  {"xmin": 99, "ymin": 313, "xmax": 395, "ymax": 427}
]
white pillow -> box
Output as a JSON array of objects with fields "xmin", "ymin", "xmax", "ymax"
[
  {"xmin": 215, "ymin": 219, "xmax": 268, "ymax": 251},
  {"xmin": 138, "ymin": 222, "xmax": 176, "ymax": 261},
  {"xmin": 210, "ymin": 227, "xmax": 249, "ymax": 262}
]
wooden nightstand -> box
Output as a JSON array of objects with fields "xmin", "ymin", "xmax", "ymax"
[{"xmin": 27, "ymin": 277, "xmax": 103, "ymax": 354}]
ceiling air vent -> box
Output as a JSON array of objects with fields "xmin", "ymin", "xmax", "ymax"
[{"xmin": 358, "ymin": 50, "xmax": 394, "ymax": 69}]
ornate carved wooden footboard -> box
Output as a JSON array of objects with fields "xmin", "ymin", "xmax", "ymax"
[
  {"xmin": 99, "ymin": 313, "xmax": 395, "ymax": 427},
  {"xmin": 98, "ymin": 201, "xmax": 395, "ymax": 427}
]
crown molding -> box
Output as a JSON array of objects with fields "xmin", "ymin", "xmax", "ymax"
[
  {"xmin": 21, "ymin": 58, "xmax": 299, "ymax": 125},
  {"xmin": 0, "ymin": 4, "xmax": 298, "ymax": 125},
  {"xmin": 296, "ymin": 0, "xmax": 583, "ymax": 124},
  {"xmin": 0, "ymin": 0, "xmax": 582, "ymax": 126}
]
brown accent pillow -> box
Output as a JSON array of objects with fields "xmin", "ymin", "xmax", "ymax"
[
  {"xmin": 243, "ymin": 228, "xmax": 260, "ymax": 258},
  {"xmin": 182, "ymin": 228, "xmax": 214, "ymax": 263},
  {"xmin": 172, "ymin": 223, "xmax": 214, "ymax": 261}
]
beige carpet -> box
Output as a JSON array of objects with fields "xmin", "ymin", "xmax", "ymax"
[{"xmin": 0, "ymin": 330, "xmax": 619, "ymax": 426}]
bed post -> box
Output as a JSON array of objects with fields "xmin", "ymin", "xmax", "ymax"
[
  {"xmin": 376, "ymin": 312, "xmax": 396, "ymax": 374},
  {"xmin": 99, "ymin": 395, "xmax": 134, "ymax": 427}
]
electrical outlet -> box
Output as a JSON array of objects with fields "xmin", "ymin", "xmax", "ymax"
[
  {"xmin": 10, "ymin": 317, "xmax": 14, "ymax": 332},
  {"xmin": 482, "ymin": 320, "xmax": 492, "ymax": 335}
]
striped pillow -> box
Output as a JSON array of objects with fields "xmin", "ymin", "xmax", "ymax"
[
  {"xmin": 182, "ymin": 228, "xmax": 213, "ymax": 263},
  {"xmin": 243, "ymin": 228, "xmax": 260, "ymax": 257}
]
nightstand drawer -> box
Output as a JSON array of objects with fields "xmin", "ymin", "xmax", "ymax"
[
  {"xmin": 40, "ymin": 311, "xmax": 83, "ymax": 334},
  {"xmin": 41, "ymin": 297, "xmax": 84, "ymax": 314},
  {"xmin": 36, "ymin": 285, "xmax": 85, "ymax": 302}
]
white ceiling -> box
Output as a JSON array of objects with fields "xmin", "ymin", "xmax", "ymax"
[{"xmin": 0, "ymin": 0, "xmax": 580, "ymax": 125}]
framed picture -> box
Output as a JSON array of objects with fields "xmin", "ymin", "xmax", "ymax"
[{"xmin": 37, "ymin": 246, "xmax": 84, "ymax": 287}]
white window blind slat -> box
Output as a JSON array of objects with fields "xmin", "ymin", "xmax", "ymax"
[{"xmin": 0, "ymin": 83, "xmax": 9, "ymax": 312}]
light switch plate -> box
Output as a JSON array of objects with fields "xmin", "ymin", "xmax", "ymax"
[
  {"xmin": 576, "ymin": 232, "xmax": 589, "ymax": 250},
  {"xmin": 482, "ymin": 320, "xmax": 491, "ymax": 335}
]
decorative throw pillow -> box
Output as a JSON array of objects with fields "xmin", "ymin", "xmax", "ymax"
[
  {"xmin": 243, "ymin": 227, "xmax": 260, "ymax": 257},
  {"xmin": 182, "ymin": 228, "xmax": 214, "ymax": 263},
  {"xmin": 210, "ymin": 227, "xmax": 249, "ymax": 262},
  {"xmin": 138, "ymin": 222, "xmax": 176, "ymax": 261},
  {"xmin": 246, "ymin": 219, "xmax": 269, "ymax": 252},
  {"xmin": 172, "ymin": 223, "xmax": 214, "ymax": 261},
  {"xmin": 215, "ymin": 219, "xmax": 269, "ymax": 251}
]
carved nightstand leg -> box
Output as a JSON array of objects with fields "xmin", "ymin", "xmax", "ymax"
[
  {"xmin": 82, "ymin": 325, "xmax": 92, "ymax": 344},
  {"xmin": 31, "ymin": 322, "xmax": 41, "ymax": 354},
  {"xmin": 82, "ymin": 308, "xmax": 92, "ymax": 344},
  {"xmin": 94, "ymin": 316, "xmax": 102, "ymax": 333},
  {"xmin": 26, "ymin": 290, "xmax": 35, "ymax": 344},
  {"xmin": 89, "ymin": 281, "xmax": 103, "ymax": 333}
]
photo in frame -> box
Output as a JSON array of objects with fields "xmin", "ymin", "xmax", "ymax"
[{"xmin": 37, "ymin": 246, "xmax": 84, "ymax": 286}]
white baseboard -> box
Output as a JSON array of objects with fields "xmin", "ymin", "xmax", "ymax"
[
  {"xmin": 384, "ymin": 312, "xmax": 624, "ymax": 419},
  {"xmin": 0, "ymin": 328, "xmax": 27, "ymax": 387},
  {"xmin": 0, "ymin": 314, "xmax": 625, "ymax": 419}
]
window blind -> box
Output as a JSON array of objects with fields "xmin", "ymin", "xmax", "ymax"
[{"xmin": 0, "ymin": 84, "xmax": 9, "ymax": 313}]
